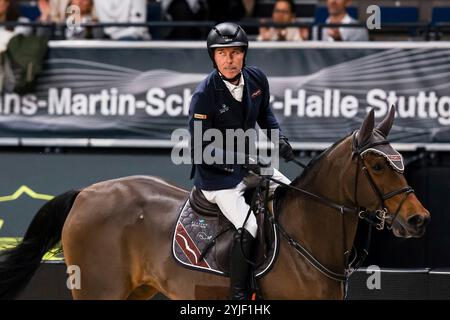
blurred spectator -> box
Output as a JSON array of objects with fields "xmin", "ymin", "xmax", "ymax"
[
  {"xmin": 38, "ymin": 0, "xmax": 69, "ymax": 22},
  {"xmin": 257, "ymin": 0, "xmax": 307, "ymax": 41},
  {"xmin": 317, "ymin": 0, "xmax": 368, "ymax": 41},
  {"xmin": 65, "ymin": 0, "xmax": 102, "ymax": 39},
  {"xmin": 241, "ymin": 0, "xmax": 255, "ymax": 18},
  {"xmin": 161, "ymin": 0, "xmax": 208, "ymax": 40},
  {"xmin": 0, "ymin": 0, "xmax": 32, "ymax": 36},
  {"xmin": 94, "ymin": 0, "xmax": 150, "ymax": 40},
  {"xmin": 37, "ymin": 0, "xmax": 101, "ymax": 39},
  {"xmin": 207, "ymin": 0, "xmax": 249, "ymax": 23}
]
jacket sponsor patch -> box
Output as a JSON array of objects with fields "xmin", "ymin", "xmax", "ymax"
[
  {"xmin": 251, "ymin": 89, "xmax": 262, "ymax": 98},
  {"xmin": 194, "ymin": 113, "xmax": 207, "ymax": 120}
]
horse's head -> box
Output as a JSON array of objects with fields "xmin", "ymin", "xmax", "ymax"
[{"xmin": 342, "ymin": 106, "xmax": 430, "ymax": 238}]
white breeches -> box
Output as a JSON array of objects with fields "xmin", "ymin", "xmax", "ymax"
[{"xmin": 201, "ymin": 168, "xmax": 291, "ymax": 238}]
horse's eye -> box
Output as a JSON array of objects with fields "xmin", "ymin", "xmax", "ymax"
[{"xmin": 372, "ymin": 163, "xmax": 383, "ymax": 171}]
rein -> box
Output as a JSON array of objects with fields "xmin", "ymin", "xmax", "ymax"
[{"xmin": 265, "ymin": 132, "xmax": 415, "ymax": 284}]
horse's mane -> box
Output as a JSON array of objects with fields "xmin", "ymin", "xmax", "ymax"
[
  {"xmin": 274, "ymin": 132, "xmax": 353, "ymax": 210},
  {"xmin": 290, "ymin": 132, "xmax": 353, "ymax": 187}
]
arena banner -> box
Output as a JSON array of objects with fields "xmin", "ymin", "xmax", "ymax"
[{"xmin": 1, "ymin": 41, "xmax": 450, "ymax": 146}]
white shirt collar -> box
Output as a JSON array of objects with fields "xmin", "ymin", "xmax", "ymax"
[{"xmin": 222, "ymin": 73, "xmax": 245, "ymax": 102}]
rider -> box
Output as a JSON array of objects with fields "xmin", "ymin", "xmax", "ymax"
[{"xmin": 188, "ymin": 22, "xmax": 294, "ymax": 300}]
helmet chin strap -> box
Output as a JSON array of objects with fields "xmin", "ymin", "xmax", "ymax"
[{"xmin": 218, "ymin": 70, "xmax": 242, "ymax": 84}]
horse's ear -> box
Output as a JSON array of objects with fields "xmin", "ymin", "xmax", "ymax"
[
  {"xmin": 376, "ymin": 105, "xmax": 396, "ymax": 137},
  {"xmin": 357, "ymin": 108, "xmax": 374, "ymax": 146}
]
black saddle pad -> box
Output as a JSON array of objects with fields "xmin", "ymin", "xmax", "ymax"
[{"xmin": 171, "ymin": 193, "xmax": 279, "ymax": 277}]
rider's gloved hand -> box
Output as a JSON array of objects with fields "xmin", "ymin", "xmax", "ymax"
[{"xmin": 279, "ymin": 136, "xmax": 295, "ymax": 161}]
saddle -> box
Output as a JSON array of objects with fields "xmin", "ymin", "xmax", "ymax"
[{"xmin": 172, "ymin": 181, "xmax": 279, "ymax": 278}]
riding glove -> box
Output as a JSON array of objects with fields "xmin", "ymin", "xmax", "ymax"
[{"xmin": 279, "ymin": 136, "xmax": 295, "ymax": 161}]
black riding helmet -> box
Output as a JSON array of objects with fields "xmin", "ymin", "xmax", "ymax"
[{"xmin": 207, "ymin": 22, "xmax": 249, "ymax": 68}]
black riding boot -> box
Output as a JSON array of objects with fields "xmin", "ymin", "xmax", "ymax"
[{"xmin": 229, "ymin": 228, "xmax": 255, "ymax": 300}]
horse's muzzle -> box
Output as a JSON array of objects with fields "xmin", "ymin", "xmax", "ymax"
[
  {"xmin": 394, "ymin": 211, "xmax": 431, "ymax": 238},
  {"xmin": 408, "ymin": 211, "xmax": 431, "ymax": 237}
]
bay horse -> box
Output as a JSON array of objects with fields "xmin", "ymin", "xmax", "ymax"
[{"xmin": 0, "ymin": 107, "xmax": 430, "ymax": 300}]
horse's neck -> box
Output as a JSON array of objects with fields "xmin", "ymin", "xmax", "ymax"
[{"xmin": 280, "ymin": 147, "xmax": 359, "ymax": 276}]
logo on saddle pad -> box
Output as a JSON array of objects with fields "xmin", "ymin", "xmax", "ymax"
[
  {"xmin": 196, "ymin": 232, "xmax": 213, "ymax": 242},
  {"xmin": 191, "ymin": 219, "xmax": 208, "ymax": 229}
]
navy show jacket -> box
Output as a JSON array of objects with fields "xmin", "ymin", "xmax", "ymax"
[{"xmin": 189, "ymin": 66, "xmax": 281, "ymax": 190}]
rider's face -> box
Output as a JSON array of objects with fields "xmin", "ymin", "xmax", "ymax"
[{"xmin": 214, "ymin": 47, "xmax": 244, "ymax": 79}]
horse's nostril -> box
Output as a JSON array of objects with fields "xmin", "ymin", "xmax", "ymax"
[{"xmin": 408, "ymin": 214, "xmax": 425, "ymax": 228}]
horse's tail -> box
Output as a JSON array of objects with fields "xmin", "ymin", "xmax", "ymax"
[{"xmin": 0, "ymin": 189, "xmax": 80, "ymax": 300}]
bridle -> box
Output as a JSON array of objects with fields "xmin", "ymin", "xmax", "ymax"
[
  {"xmin": 351, "ymin": 130, "xmax": 414, "ymax": 231},
  {"xmin": 264, "ymin": 130, "xmax": 415, "ymax": 283}
]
